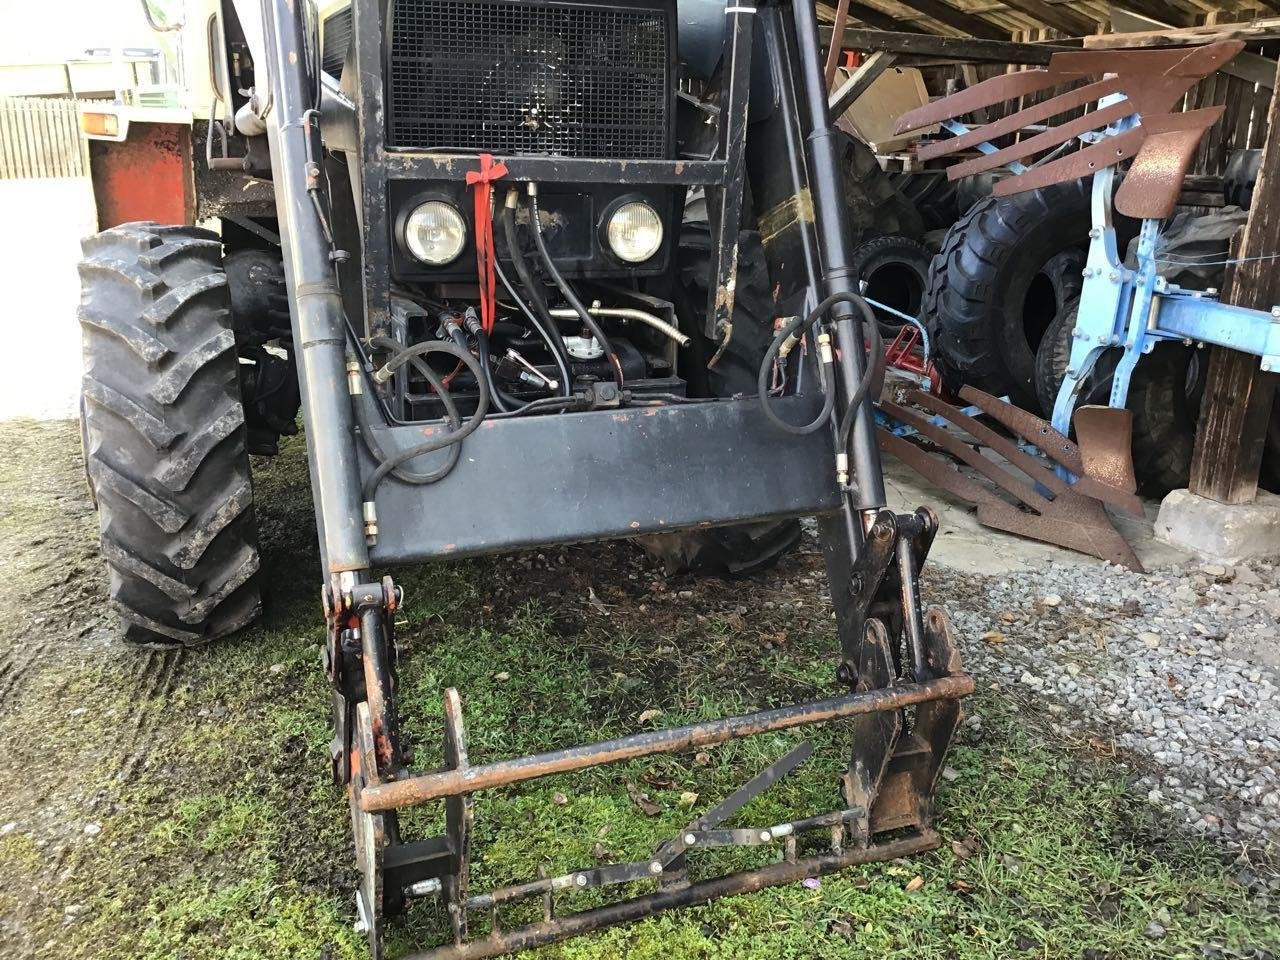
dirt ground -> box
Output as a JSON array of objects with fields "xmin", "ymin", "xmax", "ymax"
[{"xmin": 0, "ymin": 418, "xmax": 1277, "ymax": 960}]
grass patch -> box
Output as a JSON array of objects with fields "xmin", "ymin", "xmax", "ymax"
[{"xmin": 0, "ymin": 424, "xmax": 1274, "ymax": 960}]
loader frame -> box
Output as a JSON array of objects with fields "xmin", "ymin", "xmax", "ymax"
[{"xmin": 255, "ymin": 0, "xmax": 972, "ymax": 955}]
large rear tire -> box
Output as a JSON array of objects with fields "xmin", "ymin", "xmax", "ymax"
[
  {"xmin": 923, "ymin": 179, "xmax": 1096, "ymax": 408},
  {"xmin": 79, "ymin": 222, "xmax": 262, "ymax": 647}
]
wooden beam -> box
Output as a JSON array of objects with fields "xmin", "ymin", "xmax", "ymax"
[
  {"xmin": 823, "ymin": 27, "xmax": 1072, "ymax": 63},
  {"xmin": 889, "ymin": 0, "xmax": 1009, "ymax": 40},
  {"xmin": 1188, "ymin": 65, "xmax": 1280, "ymax": 505},
  {"xmin": 995, "ymin": 0, "xmax": 1096, "ymax": 36},
  {"xmin": 830, "ymin": 51, "xmax": 898, "ymax": 115},
  {"xmin": 1112, "ymin": 9, "xmax": 1277, "ymax": 87},
  {"xmin": 1082, "ymin": 16, "xmax": 1280, "ymax": 49},
  {"xmin": 818, "ymin": 2, "xmax": 902, "ymax": 36},
  {"xmin": 1111, "ymin": 0, "xmax": 1197, "ymax": 29},
  {"xmin": 846, "ymin": 2, "xmax": 908, "ymax": 33}
]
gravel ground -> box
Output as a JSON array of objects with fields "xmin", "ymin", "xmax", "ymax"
[{"xmin": 927, "ymin": 548, "xmax": 1280, "ymax": 865}]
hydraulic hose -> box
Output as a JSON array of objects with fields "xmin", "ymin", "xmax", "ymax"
[
  {"xmin": 493, "ymin": 252, "xmax": 573, "ymax": 397},
  {"xmin": 357, "ymin": 337, "xmax": 465, "ymax": 486},
  {"xmin": 757, "ymin": 292, "xmax": 883, "ymax": 440},
  {"xmin": 362, "ymin": 339, "xmax": 490, "ymax": 500},
  {"xmin": 474, "ymin": 329, "xmax": 513, "ymax": 413},
  {"xmin": 525, "ymin": 186, "xmax": 624, "ymax": 387}
]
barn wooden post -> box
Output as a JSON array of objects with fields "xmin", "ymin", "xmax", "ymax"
[{"xmin": 1187, "ymin": 60, "xmax": 1280, "ymax": 504}]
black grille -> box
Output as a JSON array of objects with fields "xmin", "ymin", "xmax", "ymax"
[
  {"xmin": 387, "ymin": 0, "xmax": 669, "ymax": 158},
  {"xmin": 321, "ymin": 8, "xmax": 353, "ymax": 78}
]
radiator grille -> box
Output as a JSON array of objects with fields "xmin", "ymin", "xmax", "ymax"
[
  {"xmin": 387, "ymin": 0, "xmax": 669, "ymax": 158},
  {"xmin": 321, "ymin": 8, "xmax": 353, "ymax": 78}
]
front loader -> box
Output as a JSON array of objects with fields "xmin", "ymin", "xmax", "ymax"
[{"xmin": 77, "ymin": 0, "xmax": 974, "ymax": 955}]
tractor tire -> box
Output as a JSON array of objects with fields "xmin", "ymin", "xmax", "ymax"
[
  {"xmin": 640, "ymin": 224, "xmax": 801, "ymax": 577},
  {"xmin": 923, "ymin": 178, "xmax": 1100, "ymax": 409},
  {"xmin": 79, "ymin": 222, "xmax": 262, "ymax": 647},
  {"xmin": 838, "ymin": 133, "xmax": 925, "ymax": 243},
  {"xmin": 1034, "ymin": 297, "xmax": 1203, "ymax": 496},
  {"xmin": 889, "ymin": 171, "xmax": 959, "ymax": 231},
  {"xmin": 850, "ymin": 234, "xmax": 932, "ymax": 336}
]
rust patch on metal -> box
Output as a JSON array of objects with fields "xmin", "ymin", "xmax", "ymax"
[{"xmin": 1073, "ymin": 405, "xmax": 1139, "ymax": 494}]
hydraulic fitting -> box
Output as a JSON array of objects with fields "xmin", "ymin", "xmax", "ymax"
[
  {"xmin": 362, "ymin": 501, "xmax": 379, "ymax": 544},
  {"xmin": 835, "ymin": 452, "xmax": 849, "ymax": 486},
  {"xmin": 817, "ymin": 332, "xmax": 833, "ymax": 365},
  {"xmin": 346, "ymin": 355, "xmax": 363, "ymax": 395}
]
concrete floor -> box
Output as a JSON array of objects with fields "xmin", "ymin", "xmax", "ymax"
[{"xmin": 882, "ymin": 454, "xmax": 1192, "ymax": 574}]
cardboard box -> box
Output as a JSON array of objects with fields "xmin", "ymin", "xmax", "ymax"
[{"xmin": 834, "ymin": 66, "xmax": 937, "ymax": 154}]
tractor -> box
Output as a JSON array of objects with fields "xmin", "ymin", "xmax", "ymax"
[{"xmin": 77, "ymin": 0, "xmax": 973, "ymax": 955}]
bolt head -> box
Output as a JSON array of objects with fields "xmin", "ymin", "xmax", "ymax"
[
  {"xmin": 1081, "ymin": 268, "xmax": 1094, "ymax": 279},
  {"xmin": 649, "ymin": 861, "xmax": 663, "ymax": 875},
  {"xmin": 1264, "ymin": 362, "xmax": 1273, "ymax": 372},
  {"xmin": 1272, "ymin": 306, "xmax": 1280, "ymax": 319},
  {"xmin": 759, "ymin": 830, "xmax": 773, "ymax": 843},
  {"xmin": 684, "ymin": 833, "xmax": 697, "ymax": 845},
  {"xmin": 576, "ymin": 874, "xmax": 588, "ymax": 887},
  {"xmin": 1108, "ymin": 271, "xmax": 1119, "ymax": 282}
]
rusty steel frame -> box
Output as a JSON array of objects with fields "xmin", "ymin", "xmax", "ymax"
[
  {"xmin": 350, "ymin": 603, "xmax": 970, "ymax": 959},
  {"xmin": 361, "ymin": 673, "xmax": 974, "ymax": 812}
]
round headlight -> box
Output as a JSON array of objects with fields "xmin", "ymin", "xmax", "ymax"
[
  {"xmin": 403, "ymin": 201, "xmax": 466, "ymax": 265},
  {"xmin": 606, "ymin": 201, "xmax": 663, "ymax": 264}
]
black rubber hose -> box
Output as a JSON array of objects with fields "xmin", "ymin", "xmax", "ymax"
[
  {"xmin": 499, "ymin": 205, "xmax": 576, "ymax": 397},
  {"xmin": 834, "ymin": 294, "xmax": 885, "ymax": 457},
  {"xmin": 475, "ymin": 330, "xmax": 513, "ymax": 413},
  {"xmin": 362, "ymin": 339, "xmax": 490, "ymax": 500},
  {"xmin": 757, "ymin": 292, "xmax": 883, "ymax": 438},
  {"xmin": 359, "ymin": 338, "xmax": 464, "ymax": 485},
  {"xmin": 527, "ymin": 191, "xmax": 624, "ymax": 387}
]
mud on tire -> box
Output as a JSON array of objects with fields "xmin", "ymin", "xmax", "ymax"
[{"xmin": 79, "ymin": 222, "xmax": 261, "ymax": 647}]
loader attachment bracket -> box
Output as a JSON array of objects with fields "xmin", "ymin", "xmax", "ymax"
[{"xmin": 343, "ymin": 570, "xmax": 971, "ymax": 959}]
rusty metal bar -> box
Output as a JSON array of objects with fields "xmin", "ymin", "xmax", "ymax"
[
  {"xmin": 361, "ymin": 676, "xmax": 974, "ymax": 813},
  {"xmin": 405, "ymin": 830, "xmax": 940, "ymax": 960}
]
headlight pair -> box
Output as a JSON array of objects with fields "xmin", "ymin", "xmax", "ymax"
[{"xmin": 401, "ymin": 198, "xmax": 663, "ymax": 266}]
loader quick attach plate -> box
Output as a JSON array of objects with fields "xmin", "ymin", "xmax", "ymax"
[{"xmin": 339, "ymin": 518, "xmax": 973, "ymax": 959}]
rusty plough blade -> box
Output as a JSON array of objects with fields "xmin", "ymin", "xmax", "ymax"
[
  {"xmin": 878, "ymin": 388, "xmax": 1144, "ymax": 571},
  {"xmin": 892, "ymin": 40, "xmax": 1244, "ymax": 219}
]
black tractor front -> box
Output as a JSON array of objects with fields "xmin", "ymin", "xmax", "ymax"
[{"xmin": 78, "ymin": 0, "xmax": 973, "ymax": 956}]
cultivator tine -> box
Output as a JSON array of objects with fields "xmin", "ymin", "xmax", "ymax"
[
  {"xmin": 915, "ymin": 76, "xmax": 1124, "ymax": 162},
  {"xmin": 1113, "ymin": 108, "xmax": 1227, "ymax": 219},
  {"xmin": 953, "ymin": 387, "xmax": 1143, "ymax": 516},
  {"xmin": 878, "ymin": 391, "xmax": 1144, "ymax": 570},
  {"xmin": 946, "ymin": 99, "xmax": 1135, "ymax": 180}
]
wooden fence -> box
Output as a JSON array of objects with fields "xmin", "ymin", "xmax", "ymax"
[{"xmin": 0, "ymin": 96, "xmax": 88, "ymax": 180}]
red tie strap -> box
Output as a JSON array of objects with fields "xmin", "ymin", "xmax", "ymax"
[{"xmin": 465, "ymin": 153, "xmax": 509, "ymax": 333}]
